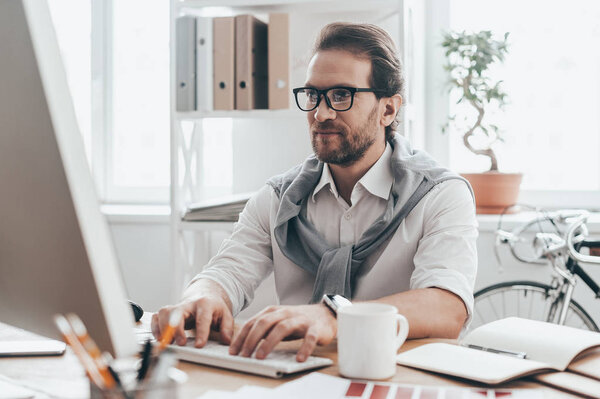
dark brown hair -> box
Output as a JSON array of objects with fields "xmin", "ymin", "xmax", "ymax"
[{"xmin": 313, "ymin": 23, "xmax": 405, "ymax": 142}]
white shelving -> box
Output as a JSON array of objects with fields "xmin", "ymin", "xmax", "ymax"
[{"xmin": 169, "ymin": 0, "xmax": 422, "ymax": 299}]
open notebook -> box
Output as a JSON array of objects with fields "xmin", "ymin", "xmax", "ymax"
[{"xmin": 396, "ymin": 317, "xmax": 600, "ymax": 385}]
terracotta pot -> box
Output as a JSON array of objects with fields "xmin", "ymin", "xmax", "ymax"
[{"xmin": 460, "ymin": 172, "xmax": 523, "ymax": 214}]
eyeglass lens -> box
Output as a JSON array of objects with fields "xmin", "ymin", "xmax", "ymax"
[{"xmin": 295, "ymin": 88, "xmax": 353, "ymax": 111}]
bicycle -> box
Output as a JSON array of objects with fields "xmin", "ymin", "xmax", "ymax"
[{"xmin": 471, "ymin": 209, "xmax": 600, "ymax": 331}]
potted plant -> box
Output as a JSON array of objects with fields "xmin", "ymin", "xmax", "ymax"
[{"xmin": 441, "ymin": 30, "xmax": 521, "ymax": 214}]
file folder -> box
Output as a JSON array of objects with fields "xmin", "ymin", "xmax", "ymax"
[
  {"xmin": 268, "ymin": 13, "xmax": 289, "ymax": 109},
  {"xmin": 196, "ymin": 17, "xmax": 213, "ymax": 111},
  {"xmin": 176, "ymin": 16, "xmax": 197, "ymax": 112},
  {"xmin": 213, "ymin": 17, "xmax": 235, "ymax": 110},
  {"xmin": 235, "ymin": 15, "xmax": 268, "ymax": 110}
]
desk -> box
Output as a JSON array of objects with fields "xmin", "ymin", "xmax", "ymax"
[{"xmin": 0, "ymin": 321, "xmax": 581, "ymax": 399}]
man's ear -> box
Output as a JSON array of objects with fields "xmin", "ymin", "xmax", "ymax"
[{"xmin": 380, "ymin": 94, "xmax": 402, "ymax": 127}]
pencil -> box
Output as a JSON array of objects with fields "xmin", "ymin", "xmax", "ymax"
[
  {"xmin": 66, "ymin": 313, "xmax": 117, "ymax": 390},
  {"xmin": 158, "ymin": 308, "xmax": 183, "ymax": 351},
  {"xmin": 53, "ymin": 314, "xmax": 105, "ymax": 389}
]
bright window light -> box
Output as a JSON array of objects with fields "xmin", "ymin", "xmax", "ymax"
[
  {"xmin": 448, "ymin": 0, "xmax": 600, "ymax": 191},
  {"xmin": 111, "ymin": 0, "xmax": 170, "ymax": 190}
]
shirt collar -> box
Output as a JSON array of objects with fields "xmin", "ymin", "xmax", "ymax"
[
  {"xmin": 312, "ymin": 162, "xmax": 339, "ymax": 202},
  {"xmin": 357, "ymin": 143, "xmax": 393, "ymax": 200},
  {"xmin": 311, "ymin": 143, "xmax": 393, "ymax": 202}
]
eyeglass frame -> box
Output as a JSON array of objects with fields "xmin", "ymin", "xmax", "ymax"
[{"xmin": 292, "ymin": 86, "xmax": 385, "ymax": 112}]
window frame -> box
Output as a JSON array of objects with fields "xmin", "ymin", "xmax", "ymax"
[{"xmin": 91, "ymin": 0, "xmax": 169, "ymax": 205}]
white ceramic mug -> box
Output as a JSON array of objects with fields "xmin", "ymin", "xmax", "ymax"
[{"xmin": 337, "ymin": 303, "xmax": 409, "ymax": 380}]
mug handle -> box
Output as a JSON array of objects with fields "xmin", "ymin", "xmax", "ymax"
[{"xmin": 394, "ymin": 314, "xmax": 409, "ymax": 350}]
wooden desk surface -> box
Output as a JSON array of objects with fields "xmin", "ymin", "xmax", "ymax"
[{"xmin": 0, "ymin": 321, "xmax": 581, "ymax": 399}]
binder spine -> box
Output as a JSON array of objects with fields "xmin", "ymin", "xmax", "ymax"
[
  {"xmin": 175, "ymin": 16, "xmax": 197, "ymax": 112},
  {"xmin": 235, "ymin": 15, "xmax": 268, "ymax": 110},
  {"xmin": 213, "ymin": 17, "xmax": 235, "ymax": 111},
  {"xmin": 196, "ymin": 17, "xmax": 213, "ymax": 111}
]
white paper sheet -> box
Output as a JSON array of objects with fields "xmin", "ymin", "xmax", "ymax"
[{"xmin": 0, "ymin": 378, "xmax": 37, "ymax": 399}]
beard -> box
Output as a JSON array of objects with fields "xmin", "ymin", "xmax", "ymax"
[{"xmin": 311, "ymin": 104, "xmax": 379, "ymax": 167}]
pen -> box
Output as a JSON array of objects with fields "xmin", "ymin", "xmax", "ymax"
[
  {"xmin": 66, "ymin": 313, "xmax": 117, "ymax": 390},
  {"xmin": 137, "ymin": 339, "xmax": 153, "ymax": 381},
  {"xmin": 53, "ymin": 314, "xmax": 105, "ymax": 389},
  {"xmin": 464, "ymin": 344, "xmax": 527, "ymax": 359},
  {"xmin": 145, "ymin": 349, "xmax": 177, "ymax": 386},
  {"xmin": 103, "ymin": 352, "xmax": 132, "ymax": 399}
]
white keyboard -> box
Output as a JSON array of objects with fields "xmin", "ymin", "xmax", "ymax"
[{"xmin": 169, "ymin": 338, "xmax": 333, "ymax": 378}]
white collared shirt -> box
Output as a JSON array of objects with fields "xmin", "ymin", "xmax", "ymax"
[{"xmin": 191, "ymin": 144, "xmax": 478, "ymax": 322}]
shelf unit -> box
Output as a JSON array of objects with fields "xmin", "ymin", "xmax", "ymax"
[{"xmin": 169, "ymin": 0, "xmax": 424, "ymax": 300}]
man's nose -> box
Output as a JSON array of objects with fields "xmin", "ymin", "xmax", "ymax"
[{"xmin": 314, "ymin": 96, "xmax": 336, "ymax": 122}]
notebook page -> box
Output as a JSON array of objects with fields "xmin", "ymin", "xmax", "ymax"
[
  {"xmin": 568, "ymin": 347, "xmax": 600, "ymax": 380},
  {"xmin": 534, "ymin": 371, "xmax": 600, "ymax": 399},
  {"xmin": 396, "ymin": 343, "xmax": 551, "ymax": 384},
  {"xmin": 462, "ymin": 317, "xmax": 600, "ymax": 369}
]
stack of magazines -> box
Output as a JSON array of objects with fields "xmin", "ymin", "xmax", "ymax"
[{"xmin": 182, "ymin": 192, "xmax": 254, "ymax": 222}]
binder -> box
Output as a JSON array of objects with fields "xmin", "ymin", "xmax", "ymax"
[
  {"xmin": 196, "ymin": 17, "xmax": 213, "ymax": 111},
  {"xmin": 235, "ymin": 15, "xmax": 268, "ymax": 110},
  {"xmin": 175, "ymin": 16, "xmax": 197, "ymax": 112},
  {"xmin": 213, "ymin": 17, "xmax": 235, "ymax": 110},
  {"xmin": 268, "ymin": 13, "xmax": 289, "ymax": 109}
]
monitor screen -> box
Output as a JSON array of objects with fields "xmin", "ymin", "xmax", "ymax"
[{"xmin": 0, "ymin": 0, "xmax": 137, "ymax": 358}]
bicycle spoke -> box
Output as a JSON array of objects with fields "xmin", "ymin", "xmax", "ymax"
[
  {"xmin": 527, "ymin": 290, "xmax": 535, "ymax": 319},
  {"xmin": 474, "ymin": 307, "xmax": 484, "ymax": 326},
  {"xmin": 474, "ymin": 283, "xmax": 597, "ymax": 332},
  {"xmin": 565, "ymin": 309, "xmax": 581, "ymax": 329},
  {"xmin": 487, "ymin": 295, "xmax": 501, "ymax": 321}
]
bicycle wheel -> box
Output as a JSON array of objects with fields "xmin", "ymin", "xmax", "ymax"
[{"xmin": 472, "ymin": 280, "xmax": 599, "ymax": 331}]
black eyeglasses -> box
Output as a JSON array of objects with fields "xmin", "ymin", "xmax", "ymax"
[{"xmin": 292, "ymin": 86, "xmax": 383, "ymax": 112}]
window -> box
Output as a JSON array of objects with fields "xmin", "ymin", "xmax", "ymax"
[
  {"xmin": 109, "ymin": 0, "xmax": 170, "ymax": 203},
  {"xmin": 49, "ymin": 0, "xmax": 170, "ymax": 205},
  {"xmin": 444, "ymin": 0, "xmax": 600, "ymax": 207}
]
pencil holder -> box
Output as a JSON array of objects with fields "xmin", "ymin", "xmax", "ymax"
[{"xmin": 89, "ymin": 367, "xmax": 186, "ymax": 399}]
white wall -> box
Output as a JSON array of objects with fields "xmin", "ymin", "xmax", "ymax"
[
  {"xmin": 107, "ymin": 216, "xmax": 171, "ymax": 312},
  {"xmin": 108, "ymin": 216, "xmax": 600, "ymax": 324}
]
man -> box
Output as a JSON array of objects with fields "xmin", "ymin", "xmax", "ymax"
[{"xmin": 152, "ymin": 23, "xmax": 477, "ymax": 362}]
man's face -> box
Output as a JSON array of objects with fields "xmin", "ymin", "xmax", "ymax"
[{"xmin": 304, "ymin": 50, "xmax": 382, "ymax": 166}]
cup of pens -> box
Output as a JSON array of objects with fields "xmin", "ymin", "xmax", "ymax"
[
  {"xmin": 54, "ymin": 311, "xmax": 187, "ymax": 399},
  {"xmin": 88, "ymin": 363, "xmax": 186, "ymax": 399}
]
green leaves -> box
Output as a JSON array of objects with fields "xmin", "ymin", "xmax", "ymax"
[{"xmin": 441, "ymin": 29, "xmax": 510, "ymax": 171}]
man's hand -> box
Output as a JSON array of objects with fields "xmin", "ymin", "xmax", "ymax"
[
  {"xmin": 151, "ymin": 280, "xmax": 234, "ymax": 348},
  {"xmin": 228, "ymin": 304, "xmax": 336, "ymax": 362}
]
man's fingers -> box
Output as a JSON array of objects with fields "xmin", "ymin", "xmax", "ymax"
[
  {"xmin": 255, "ymin": 319, "xmax": 304, "ymax": 360},
  {"xmin": 194, "ymin": 303, "xmax": 214, "ymax": 348},
  {"xmin": 173, "ymin": 309, "xmax": 188, "ymax": 346},
  {"xmin": 296, "ymin": 326, "xmax": 320, "ymax": 362},
  {"xmin": 156, "ymin": 307, "xmax": 174, "ymax": 343},
  {"xmin": 238, "ymin": 312, "xmax": 286, "ymax": 357},
  {"xmin": 218, "ymin": 308, "xmax": 234, "ymax": 345},
  {"xmin": 229, "ymin": 320, "xmax": 254, "ymax": 355},
  {"xmin": 151, "ymin": 313, "xmax": 161, "ymax": 340}
]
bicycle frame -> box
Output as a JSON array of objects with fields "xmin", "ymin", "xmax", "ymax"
[{"xmin": 494, "ymin": 211, "xmax": 600, "ymax": 327}]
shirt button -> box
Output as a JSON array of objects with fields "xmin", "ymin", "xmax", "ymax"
[{"xmin": 345, "ymin": 213, "xmax": 351, "ymax": 220}]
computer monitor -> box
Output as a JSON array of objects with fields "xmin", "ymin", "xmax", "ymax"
[{"xmin": 0, "ymin": 0, "xmax": 137, "ymax": 358}]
